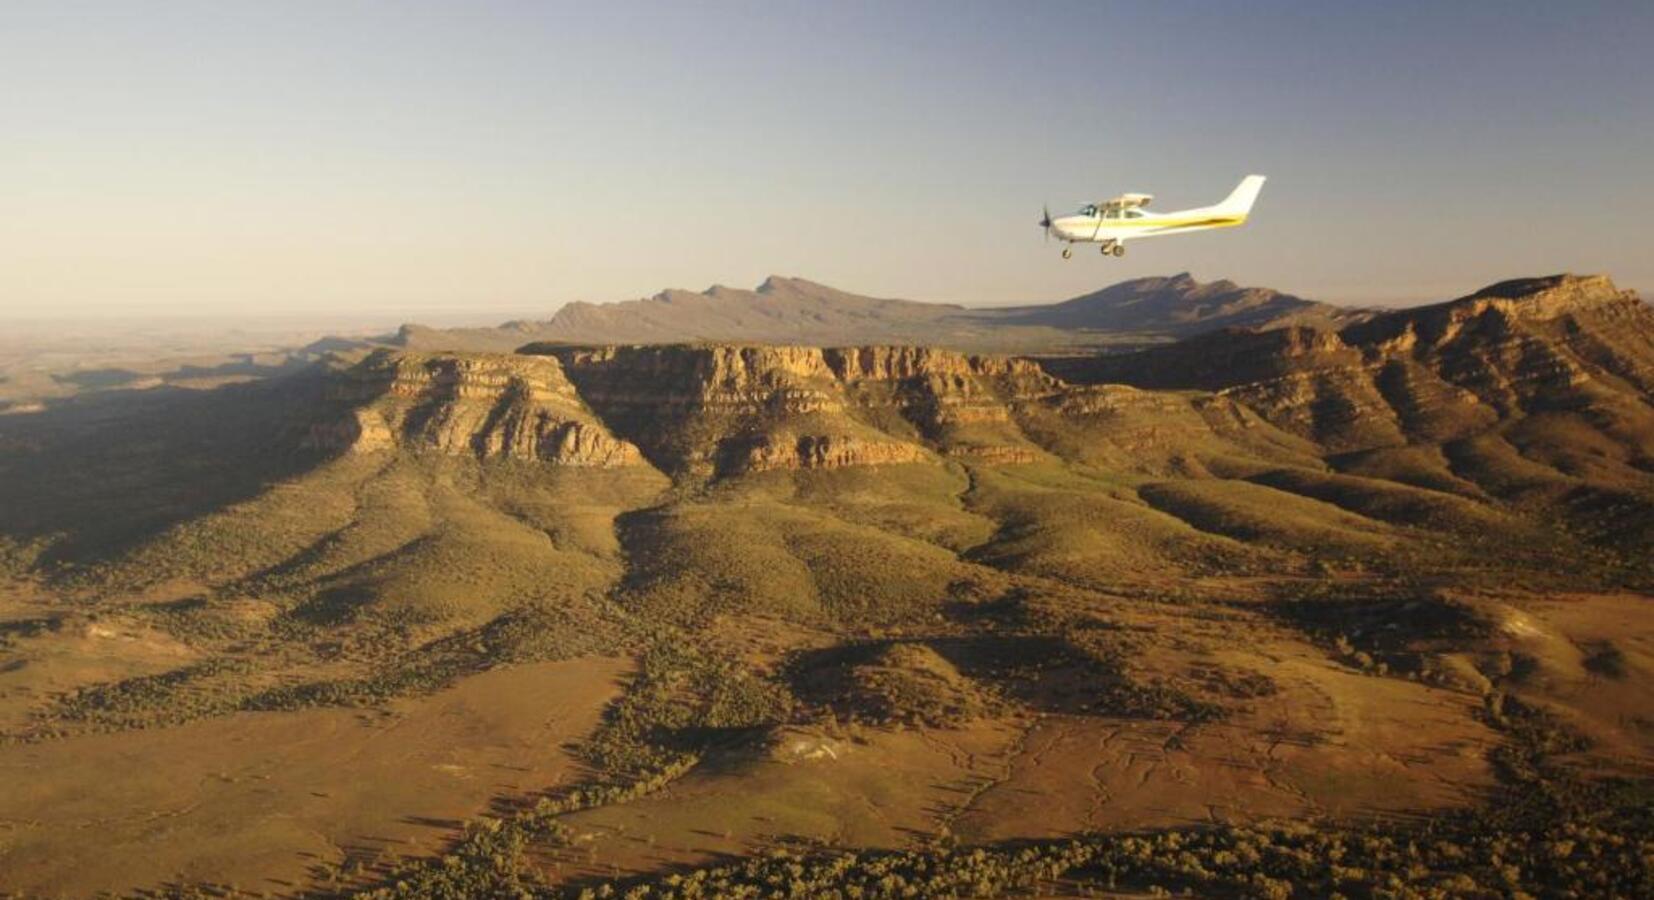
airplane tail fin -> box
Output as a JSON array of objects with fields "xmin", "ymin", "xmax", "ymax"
[{"xmin": 1215, "ymin": 175, "xmax": 1266, "ymax": 217}]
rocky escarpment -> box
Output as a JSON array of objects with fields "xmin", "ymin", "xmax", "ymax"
[
  {"xmin": 306, "ymin": 350, "xmax": 644, "ymax": 467},
  {"xmin": 1044, "ymin": 326, "xmax": 1414, "ymax": 451},
  {"xmin": 304, "ymin": 326, "xmax": 1395, "ymax": 484},
  {"xmin": 1055, "ymin": 274, "xmax": 1654, "ymax": 456},
  {"xmin": 520, "ymin": 343, "xmax": 1064, "ymax": 476},
  {"xmin": 303, "ymin": 342, "xmax": 1313, "ymax": 480},
  {"xmin": 729, "ymin": 432, "xmax": 933, "ymax": 473},
  {"xmin": 828, "ymin": 346, "xmax": 1057, "ymax": 423},
  {"xmin": 1343, "ymin": 275, "xmax": 1654, "ymax": 406}
]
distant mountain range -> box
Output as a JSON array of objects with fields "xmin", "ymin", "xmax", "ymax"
[{"xmin": 391, "ymin": 273, "xmax": 1366, "ymax": 353}]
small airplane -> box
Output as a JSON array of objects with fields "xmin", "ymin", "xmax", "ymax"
[{"xmin": 1039, "ymin": 175, "xmax": 1266, "ymax": 258}]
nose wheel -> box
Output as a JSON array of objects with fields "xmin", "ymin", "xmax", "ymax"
[{"xmin": 1061, "ymin": 247, "xmax": 1072, "ymax": 259}]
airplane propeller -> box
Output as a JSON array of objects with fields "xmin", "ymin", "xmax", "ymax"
[{"xmin": 1039, "ymin": 205, "xmax": 1052, "ymax": 242}]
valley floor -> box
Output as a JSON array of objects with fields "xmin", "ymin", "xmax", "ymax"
[{"xmin": 0, "ymin": 648, "xmax": 626, "ymax": 897}]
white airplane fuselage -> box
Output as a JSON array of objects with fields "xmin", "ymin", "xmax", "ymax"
[
  {"xmin": 1050, "ymin": 208, "xmax": 1248, "ymax": 245},
  {"xmin": 1048, "ymin": 175, "xmax": 1265, "ymax": 257}
]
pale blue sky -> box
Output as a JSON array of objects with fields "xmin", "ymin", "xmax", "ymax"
[{"xmin": 4, "ymin": 1, "xmax": 1651, "ymax": 321}]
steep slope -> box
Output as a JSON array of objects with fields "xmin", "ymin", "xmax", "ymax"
[
  {"xmin": 1059, "ymin": 274, "xmax": 1654, "ymax": 452},
  {"xmin": 1051, "ymin": 274, "xmax": 1654, "ymax": 570},
  {"xmin": 528, "ymin": 344, "xmax": 943, "ymax": 478},
  {"xmin": 519, "ymin": 342, "xmax": 1314, "ymax": 481},
  {"xmin": 307, "ymin": 349, "xmax": 646, "ymax": 467}
]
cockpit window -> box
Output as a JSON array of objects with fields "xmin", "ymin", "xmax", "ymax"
[
  {"xmin": 1079, "ymin": 204, "xmax": 1098, "ymax": 217},
  {"xmin": 1126, "ymin": 208, "xmax": 1145, "ymax": 218}
]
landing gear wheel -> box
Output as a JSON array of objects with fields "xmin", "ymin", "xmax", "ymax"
[
  {"xmin": 1061, "ymin": 247, "xmax": 1072, "ymax": 259},
  {"xmin": 1100, "ymin": 244, "xmax": 1110, "ymax": 255},
  {"xmin": 1111, "ymin": 244, "xmax": 1125, "ymax": 257}
]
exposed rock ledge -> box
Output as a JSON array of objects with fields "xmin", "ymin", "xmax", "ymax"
[{"xmin": 306, "ymin": 350, "xmax": 645, "ymax": 467}]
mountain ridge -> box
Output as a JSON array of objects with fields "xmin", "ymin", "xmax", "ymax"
[
  {"xmin": 322, "ymin": 274, "xmax": 1654, "ymax": 498},
  {"xmin": 1043, "ymin": 273, "xmax": 1654, "ymax": 554},
  {"xmin": 391, "ymin": 273, "xmax": 1366, "ymax": 353}
]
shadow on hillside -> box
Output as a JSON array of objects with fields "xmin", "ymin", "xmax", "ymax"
[
  {"xmin": 0, "ymin": 369, "xmax": 334, "ymax": 571},
  {"xmin": 786, "ymin": 634, "xmax": 1106, "ymax": 720},
  {"xmin": 48, "ymin": 352, "xmax": 331, "ymax": 392}
]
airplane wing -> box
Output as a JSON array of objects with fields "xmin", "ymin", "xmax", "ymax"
[{"xmin": 1101, "ymin": 192, "xmax": 1153, "ymax": 211}]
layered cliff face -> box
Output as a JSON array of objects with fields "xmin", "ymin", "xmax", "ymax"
[
  {"xmin": 308, "ymin": 350, "xmax": 644, "ymax": 467},
  {"xmin": 525, "ymin": 344, "xmax": 890, "ymax": 477},
  {"xmin": 1341, "ymin": 275, "xmax": 1654, "ymax": 415},
  {"xmin": 825, "ymin": 346, "xmax": 1059, "ymax": 463},
  {"xmin": 304, "ymin": 275, "xmax": 1652, "ymax": 495},
  {"xmin": 1060, "ymin": 274, "xmax": 1654, "ymax": 458},
  {"xmin": 303, "ymin": 342, "xmax": 1320, "ymax": 481},
  {"xmin": 827, "ymin": 346, "xmax": 1057, "ymax": 425},
  {"xmin": 518, "ymin": 343, "xmax": 1068, "ymax": 476}
]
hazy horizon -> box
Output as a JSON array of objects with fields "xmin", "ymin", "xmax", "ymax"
[
  {"xmin": 6, "ymin": 1, "xmax": 1652, "ymax": 322},
  {"xmin": 9, "ymin": 268, "xmax": 1640, "ymax": 336}
]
